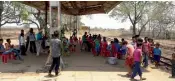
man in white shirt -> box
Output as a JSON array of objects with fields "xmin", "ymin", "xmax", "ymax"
[{"xmin": 19, "ymin": 29, "xmax": 26, "ymax": 56}]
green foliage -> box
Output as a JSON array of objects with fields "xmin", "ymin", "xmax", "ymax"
[
  {"xmin": 12, "ymin": 2, "xmax": 30, "ymax": 21},
  {"xmin": 0, "ymin": 1, "xmax": 31, "ymax": 27},
  {"xmin": 109, "ymin": 1, "xmax": 175, "ymax": 35}
]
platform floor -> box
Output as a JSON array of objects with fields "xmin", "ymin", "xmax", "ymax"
[{"xmin": 0, "ymin": 48, "xmax": 174, "ymax": 81}]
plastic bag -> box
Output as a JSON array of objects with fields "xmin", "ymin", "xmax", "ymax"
[{"xmin": 107, "ymin": 57, "xmax": 117, "ymax": 65}]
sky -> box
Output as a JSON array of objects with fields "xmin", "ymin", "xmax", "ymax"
[
  {"xmin": 81, "ymin": 14, "xmax": 131, "ymax": 29},
  {"xmin": 3, "ymin": 14, "xmax": 132, "ymax": 30}
]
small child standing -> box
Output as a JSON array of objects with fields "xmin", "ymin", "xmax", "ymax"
[
  {"xmin": 69, "ymin": 36, "xmax": 75, "ymax": 52},
  {"xmin": 142, "ymin": 37, "xmax": 150, "ymax": 68},
  {"xmin": 153, "ymin": 43, "xmax": 161, "ymax": 68},
  {"xmin": 148, "ymin": 38, "xmax": 154, "ymax": 63},
  {"xmin": 94, "ymin": 38, "xmax": 100, "ymax": 56}
]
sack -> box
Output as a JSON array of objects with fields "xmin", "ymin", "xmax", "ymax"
[{"xmin": 107, "ymin": 57, "xmax": 117, "ymax": 65}]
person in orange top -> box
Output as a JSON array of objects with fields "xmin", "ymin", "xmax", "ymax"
[
  {"xmin": 125, "ymin": 42, "xmax": 135, "ymax": 77},
  {"xmin": 5, "ymin": 39, "xmax": 23, "ymax": 61}
]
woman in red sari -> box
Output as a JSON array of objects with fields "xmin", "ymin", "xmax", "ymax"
[{"xmin": 101, "ymin": 37, "xmax": 108, "ymax": 57}]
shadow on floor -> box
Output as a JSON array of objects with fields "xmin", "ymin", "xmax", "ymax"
[
  {"xmin": 0, "ymin": 45, "xmax": 150, "ymax": 74},
  {"xmin": 61, "ymin": 50, "xmax": 150, "ymax": 72},
  {"xmin": 0, "ymin": 52, "xmax": 48, "ymax": 74}
]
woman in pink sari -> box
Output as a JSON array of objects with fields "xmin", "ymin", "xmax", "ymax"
[{"xmin": 125, "ymin": 43, "xmax": 135, "ymax": 77}]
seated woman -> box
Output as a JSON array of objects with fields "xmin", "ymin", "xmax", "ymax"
[
  {"xmin": 119, "ymin": 41, "xmax": 128, "ymax": 59},
  {"xmin": 69, "ymin": 36, "xmax": 75, "ymax": 52},
  {"xmin": 94, "ymin": 38, "xmax": 100, "ymax": 56},
  {"xmin": 107, "ymin": 41, "xmax": 115, "ymax": 57},
  {"xmin": 63, "ymin": 37, "xmax": 69, "ymax": 56},
  {"xmin": 5, "ymin": 39, "xmax": 23, "ymax": 61}
]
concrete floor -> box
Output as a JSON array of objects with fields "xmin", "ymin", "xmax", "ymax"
[{"xmin": 0, "ymin": 49, "xmax": 174, "ymax": 81}]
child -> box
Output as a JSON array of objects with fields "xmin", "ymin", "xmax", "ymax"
[
  {"xmin": 148, "ymin": 38, "xmax": 154, "ymax": 58},
  {"xmin": 120, "ymin": 41, "xmax": 128, "ymax": 59},
  {"xmin": 48, "ymin": 31, "xmax": 61, "ymax": 76},
  {"xmin": 142, "ymin": 37, "xmax": 150, "ymax": 68},
  {"xmin": 131, "ymin": 36, "xmax": 136, "ymax": 49},
  {"xmin": 69, "ymin": 36, "xmax": 74, "ymax": 52},
  {"xmin": 73, "ymin": 36, "xmax": 77, "ymax": 52},
  {"xmin": 79, "ymin": 37, "xmax": 82, "ymax": 46},
  {"xmin": 131, "ymin": 38, "xmax": 146, "ymax": 80},
  {"xmin": 94, "ymin": 38, "xmax": 100, "ymax": 56},
  {"xmin": 125, "ymin": 43, "xmax": 134, "ymax": 77},
  {"xmin": 171, "ymin": 52, "xmax": 175, "ymax": 78},
  {"xmin": 121, "ymin": 38, "xmax": 125, "ymax": 42},
  {"xmin": 91, "ymin": 39, "xmax": 96, "ymax": 56},
  {"xmin": 0, "ymin": 39, "xmax": 5, "ymax": 54},
  {"xmin": 63, "ymin": 37, "xmax": 69, "ymax": 56},
  {"xmin": 153, "ymin": 43, "xmax": 161, "ymax": 68}
]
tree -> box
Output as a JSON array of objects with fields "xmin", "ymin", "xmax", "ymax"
[
  {"xmin": 109, "ymin": 1, "xmax": 171, "ymax": 36},
  {"xmin": 0, "ymin": 1, "xmax": 22, "ymax": 27},
  {"xmin": 0, "ymin": 1, "xmax": 27, "ymax": 37},
  {"xmin": 109, "ymin": 2, "xmax": 148, "ymax": 35},
  {"xmin": 147, "ymin": 2, "xmax": 175, "ymax": 39}
]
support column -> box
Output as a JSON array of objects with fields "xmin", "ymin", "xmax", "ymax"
[
  {"xmin": 45, "ymin": 1, "xmax": 48, "ymax": 36},
  {"xmin": 76, "ymin": 16, "xmax": 78, "ymax": 36},
  {"xmin": 45, "ymin": 1, "xmax": 61, "ymax": 66}
]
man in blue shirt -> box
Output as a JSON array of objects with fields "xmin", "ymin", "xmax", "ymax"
[{"xmin": 153, "ymin": 42, "xmax": 161, "ymax": 67}]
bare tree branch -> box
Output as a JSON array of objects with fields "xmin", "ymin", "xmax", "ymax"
[{"xmin": 26, "ymin": 19, "xmax": 40, "ymax": 29}]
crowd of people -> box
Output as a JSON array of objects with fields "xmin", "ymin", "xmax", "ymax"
[
  {"xmin": 0, "ymin": 28, "xmax": 48, "ymax": 62},
  {"xmin": 73, "ymin": 32, "xmax": 162, "ymax": 80},
  {"xmin": 1, "ymin": 29, "xmax": 174, "ymax": 79}
]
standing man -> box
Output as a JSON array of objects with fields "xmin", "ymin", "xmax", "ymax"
[
  {"xmin": 48, "ymin": 31, "xmax": 62, "ymax": 76},
  {"xmin": 36, "ymin": 30, "xmax": 43, "ymax": 56},
  {"xmin": 19, "ymin": 29, "xmax": 26, "ymax": 56},
  {"xmin": 28, "ymin": 28, "xmax": 37, "ymax": 53}
]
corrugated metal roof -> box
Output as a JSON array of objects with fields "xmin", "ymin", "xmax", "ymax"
[{"xmin": 20, "ymin": 1, "xmax": 121, "ymax": 15}]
